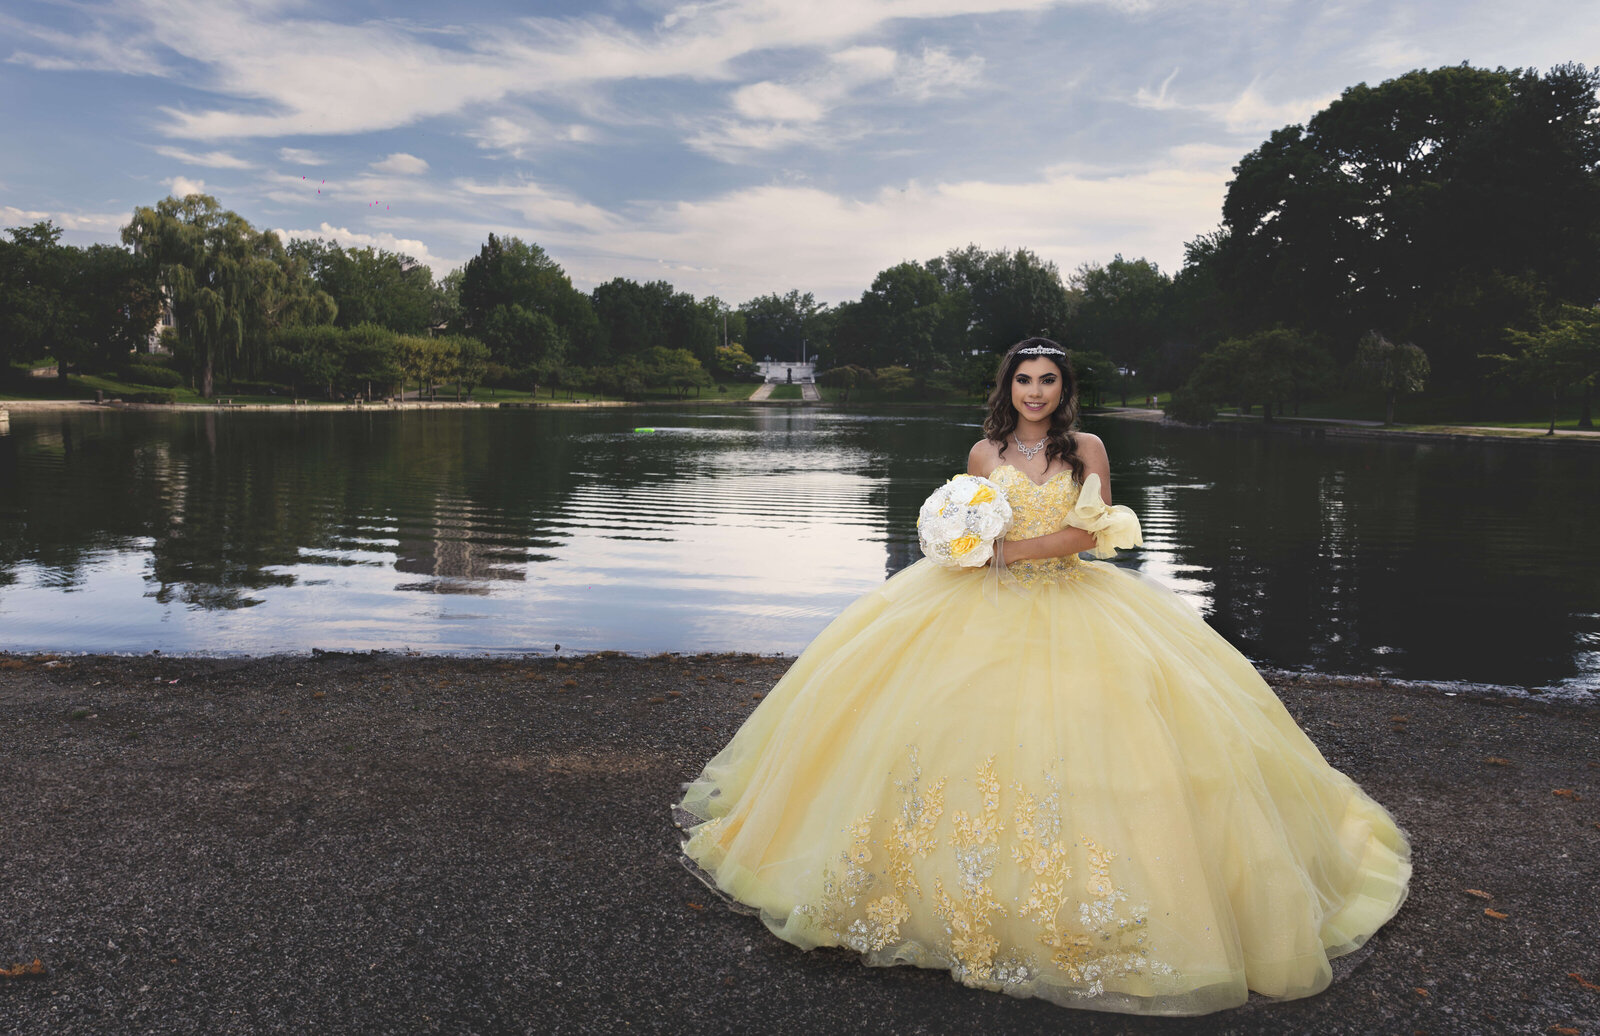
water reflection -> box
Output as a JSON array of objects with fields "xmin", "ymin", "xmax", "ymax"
[{"xmin": 0, "ymin": 407, "xmax": 1596, "ymax": 693}]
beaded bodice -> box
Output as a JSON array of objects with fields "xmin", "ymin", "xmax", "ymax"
[{"xmin": 986, "ymin": 464, "xmax": 1085, "ymax": 588}]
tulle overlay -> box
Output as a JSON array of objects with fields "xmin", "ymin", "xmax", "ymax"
[{"xmin": 678, "ymin": 469, "xmax": 1410, "ymax": 1015}]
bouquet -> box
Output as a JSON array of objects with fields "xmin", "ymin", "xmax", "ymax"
[{"xmin": 917, "ymin": 475, "xmax": 1013, "ymax": 568}]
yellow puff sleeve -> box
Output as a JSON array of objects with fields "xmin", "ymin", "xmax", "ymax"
[{"xmin": 1062, "ymin": 473, "xmax": 1143, "ymax": 559}]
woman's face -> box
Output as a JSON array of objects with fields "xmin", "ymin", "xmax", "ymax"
[{"xmin": 1010, "ymin": 357, "xmax": 1064, "ymax": 422}]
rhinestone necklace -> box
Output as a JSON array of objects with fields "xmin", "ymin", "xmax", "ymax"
[{"xmin": 1014, "ymin": 434, "xmax": 1048, "ymax": 460}]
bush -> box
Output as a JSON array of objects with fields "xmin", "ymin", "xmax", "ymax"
[
  {"xmin": 1163, "ymin": 389, "xmax": 1217, "ymax": 425},
  {"xmin": 125, "ymin": 390, "xmax": 177, "ymax": 404},
  {"xmin": 123, "ymin": 363, "xmax": 184, "ymax": 388}
]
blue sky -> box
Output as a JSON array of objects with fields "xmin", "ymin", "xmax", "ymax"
[{"xmin": 2, "ymin": 0, "xmax": 1596, "ymax": 304}]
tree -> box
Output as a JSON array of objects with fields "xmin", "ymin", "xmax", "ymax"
[
  {"xmin": 739, "ymin": 290, "xmax": 828, "ymax": 363},
  {"xmin": 484, "ymin": 304, "xmax": 566, "ymax": 373},
  {"xmin": 1070, "ymin": 256, "xmax": 1173, "ymax": 372},
  {"xmin": 1068, "ymin": 350, "xmax": 1116, "ymax": 408},
  {"xmin": 592, "ymin": 278, "xmax": 670, "ymax": 358},
  {"xmin": 450, "ymin": 336, "xmax": 490, "ymax": 399},
  {"xmin": 710, "ymin": 342, "xmax": 756, "ymax": 380},
  {"xmin": 457, "ymin": 234, "xmax": 595, "ymax": 366},
  {"xmin": 123, "ymin": 194, "xmax": 327, "ymax": 397},
  {"xmin": 0, "ymin": 222, "xmax": 159, "ymax": 375},
  {"xmin": 341, "ymin": 323, "xmax": 403, "ymax": 399},
  {"xmin": 642, "ymin": 347, "xmax": 713, "ymax": 398},
  {"xmin": 830, "ymin": 262, "xmax": 954, "ymax": 375},
  {"xmin": 1484, "ymin": 306, "xmax": 1600, "ymax": 434},
  {"xmin": 927, "ymin": 245, "xmax": 1073, "ymax": 355},
  {"xmin": 1352, "ymin": 332, "xmax": 1431, "ymax": 425},
  {"xmin": 871, "ymin": 365, "xmax": 916, "ymax": 397},
  {"xmin": 287, "ymin": 240, "xmax": 437, "ymax": 334},
  {"xmin": 272, "ymin": 324, "xmax": 345, "ymax": 398},
  {"xmin": 1185, "ymin": 328, "xmax": 1333, "ymax": 421},
  {"xmin": 816, "ymin": 364, "xmax": 872, "ymax": 402},
  {"xmin": 1220, "ymin": 63, "xmax": 1600, "ymax": 383}
]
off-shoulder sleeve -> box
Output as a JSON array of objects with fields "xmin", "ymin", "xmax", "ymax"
[{"xmin": 1062, "ymin": 473, "xmax": 1143, "ymax": 559}]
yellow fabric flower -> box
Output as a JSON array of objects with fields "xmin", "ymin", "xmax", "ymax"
[{"xmin": 949, "ymin": 534, "xmax": 980, "ymax": 558}]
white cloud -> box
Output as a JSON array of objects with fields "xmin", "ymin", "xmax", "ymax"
[
  {"xmin": 684, "ymin": 120, "xmax": 826, "ymax": 161},
  {"xmin": 492, "ymin": 143, "xmax": 1234, "ymax": 302},
  {"xmin": 370, "ymin": 153, "xmax": 430, "ymax": 175},
  {"xmin": 1130, "ymin": 71, "xmax": 1335, "ymax": 134},
  {"xmin": 278, "ymin": 147, "xmax": 327, "ymax": 166},
  {"xmin": 4, "ymin": 16, "xmax": 167, "ymax": 77},
  {"xmin": 8, "ymin": 0, "xmax": 1090, "ymax": 140},
  {"xmin": 893, "ymin": 46, "xmax": 985, "ymax": 101},
  {"xmin": 731, "ymin": 82, "xmax": 827, "ymax": 122},
  {"xmin": 167, "ymin": 176, "xmax": 207, "ymax": 198},
  {"xmin": 272, "ymin": 222, "xmax": 456, "ymax": 278},
  {"xmin": 152, "ymin": 146, "xmax": 254, "ymax": 169},
  {"xmin": 1133, "ymin": 66, "xmax": 1182, "ymax": 110},
  {"xmin": 691, "ymin": 41, "xmax": 983, "ymax": 160},
  {"xmin": 1216, "ymin": 82, "xmax": 1334, "ymax": 134},
  {"xmin": 0, "ymin": 205, "xmax": 128, "ymax": 234},
  {"xmin": 455, "ymin": 179, "xmax": 620, "ymax": 234},
  {"xmin": 469, "ymin": 113, "xmax": 597, "ymax": 158}
]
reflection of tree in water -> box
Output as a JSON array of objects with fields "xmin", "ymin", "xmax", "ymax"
[
  {"xmin": 0, "ymin": 413, "xmax": 186, "ymax": 592},
  {"xmin": 4, "ymin": 407, "xmax": 1597, "ymax": 687},
  {"xmin": 1118, "ymin": 422, "xmax": 1600, "ymax": 686}
]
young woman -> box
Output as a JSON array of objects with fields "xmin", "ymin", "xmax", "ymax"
[{"xmin": 677, "ymin": 337, "xmax": 1410, "ymax": 1016}]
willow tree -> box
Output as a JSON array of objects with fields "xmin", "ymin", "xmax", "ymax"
[
  {"xmin": 122, "ymin": 193, "xmax": 330, "ymax": 397},
  {"xmin": 1353, "ymin": 332, "xmax": 1430, "ymax": 426}
]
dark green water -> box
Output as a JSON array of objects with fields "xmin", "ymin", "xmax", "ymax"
[{"xmin": 1, "ymin": 406, "xmax": 1596, "ymax": 696}]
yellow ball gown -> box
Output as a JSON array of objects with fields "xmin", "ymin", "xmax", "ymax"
[{"xmin": 678, "ymin": 464, "xmax": 1411, "ymax": 1015}]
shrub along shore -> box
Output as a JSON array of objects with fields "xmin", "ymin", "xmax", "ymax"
[{"xmin": 1, "ymin": 651, "xmax": 1596, "ymax": 1034}]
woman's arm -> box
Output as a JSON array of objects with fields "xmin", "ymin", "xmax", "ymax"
[
  {"xmin": 1002, "ymin": 433, "xmax": 1112, "ymax": 562},
  {"xmin": 967, "ymin": 439, "xmax": 994, "ymax": 477}
]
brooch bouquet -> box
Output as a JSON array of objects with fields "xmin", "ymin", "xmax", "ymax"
[{"xmin": 917, "ymin": 475, "xmax": 1013, "ymax": 568}]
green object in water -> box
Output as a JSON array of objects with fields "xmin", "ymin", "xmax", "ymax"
[{"xmin": 634, "ymin": 427, "xmax": 656, "ymax": 434}]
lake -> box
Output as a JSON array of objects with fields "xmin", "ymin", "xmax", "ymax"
[{"xmin": 1, "ymin": 405, "xmax": 1596, "ymax": 696}]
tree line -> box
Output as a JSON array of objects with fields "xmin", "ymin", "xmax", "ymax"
[{"xmin": 3, "ymin": 62, "xmax": 1598, "ymax": 423}]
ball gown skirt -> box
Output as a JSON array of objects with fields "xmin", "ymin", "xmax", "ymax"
[{"xmin": 676, "ymin": 466, "xmax": 1411, "ymax": 1016}]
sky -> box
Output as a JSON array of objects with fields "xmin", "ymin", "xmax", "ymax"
[{"xmin": 2, "ymin": 0, "xmax": 1597, "ymax": 306}]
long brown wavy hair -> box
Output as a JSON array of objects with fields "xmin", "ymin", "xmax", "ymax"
[{"xmin": 982, "ymin": 337, "xmax": 1084, "ymax": 482}]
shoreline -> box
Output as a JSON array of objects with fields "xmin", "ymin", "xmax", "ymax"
[
  {"xmin": 7, "ymin": 396, "xmax": 1598, "ymax": 445},
  {"xmin": 3, "ymin": 651, "xmax": 1597, "ymax": 1034},
  {"xmin": 6, "ymin": 648, "xmax": 1596, "ymax": 707}
]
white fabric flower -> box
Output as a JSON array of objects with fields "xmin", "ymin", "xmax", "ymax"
[{"xmin": 917, "ymin": 475, "xmax": 1013, "ymax": 569}]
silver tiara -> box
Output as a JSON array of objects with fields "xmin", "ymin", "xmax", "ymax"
[{"xmin": 1017, "ymin": 344, "xmax": 1066, "ymax": 356}]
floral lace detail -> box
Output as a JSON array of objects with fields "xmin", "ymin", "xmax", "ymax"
[
  {"xmin": 987, "ymin": 466, "xmax": 1087, "ymax": 589},
  {"xmin": 800, "ymin": 750, "xmax": 1176, "ymax": 1000},
  {"xmin": 934, "ymin": 756, "xmax": 1007, "ymax": 983}
]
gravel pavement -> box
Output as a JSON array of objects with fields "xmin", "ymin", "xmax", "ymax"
[{"xmin": 2, "ymin": 652, "xmax": 1596, "ymax": 1035}]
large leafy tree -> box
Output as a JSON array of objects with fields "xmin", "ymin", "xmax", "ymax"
[
  {"xmin": 1220, "ymin": 63, "xmax": 1600, "ymax": 384},
  {"xmin": 457, "ymin": 235, "xmax": 594, "ymax": 368},
  {"xmin": 830, "ymin": 262, "xmax": 953, "ymax": 371},
  {"xmin": 592, "ymin": 278, "xmax": 670, "ymax": 359},
  {"xmin": 122, "ymin": 194, "xmax": 328, "ymax": 396},
  {"xmin": 1185, "ymin": 328, "xmax": 1334, "ymax": 421},
  {"xmin": 288, "ymin": 240, "xmax": 438, "ymax": 334},
  {"xmin": 926, "ymin": 245, "xmax": 1073, "ymax": 355},
  {"xmin": 1070, "ymin": 255, "xmax": 1174, "ymax": 370},
  {"xmin": 739, "ymin": 289, "xmax": 829, "ymax": 364},
  {"xmin": 0, "ymin": 222, "xmax": 159, "ymax": 375}
]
